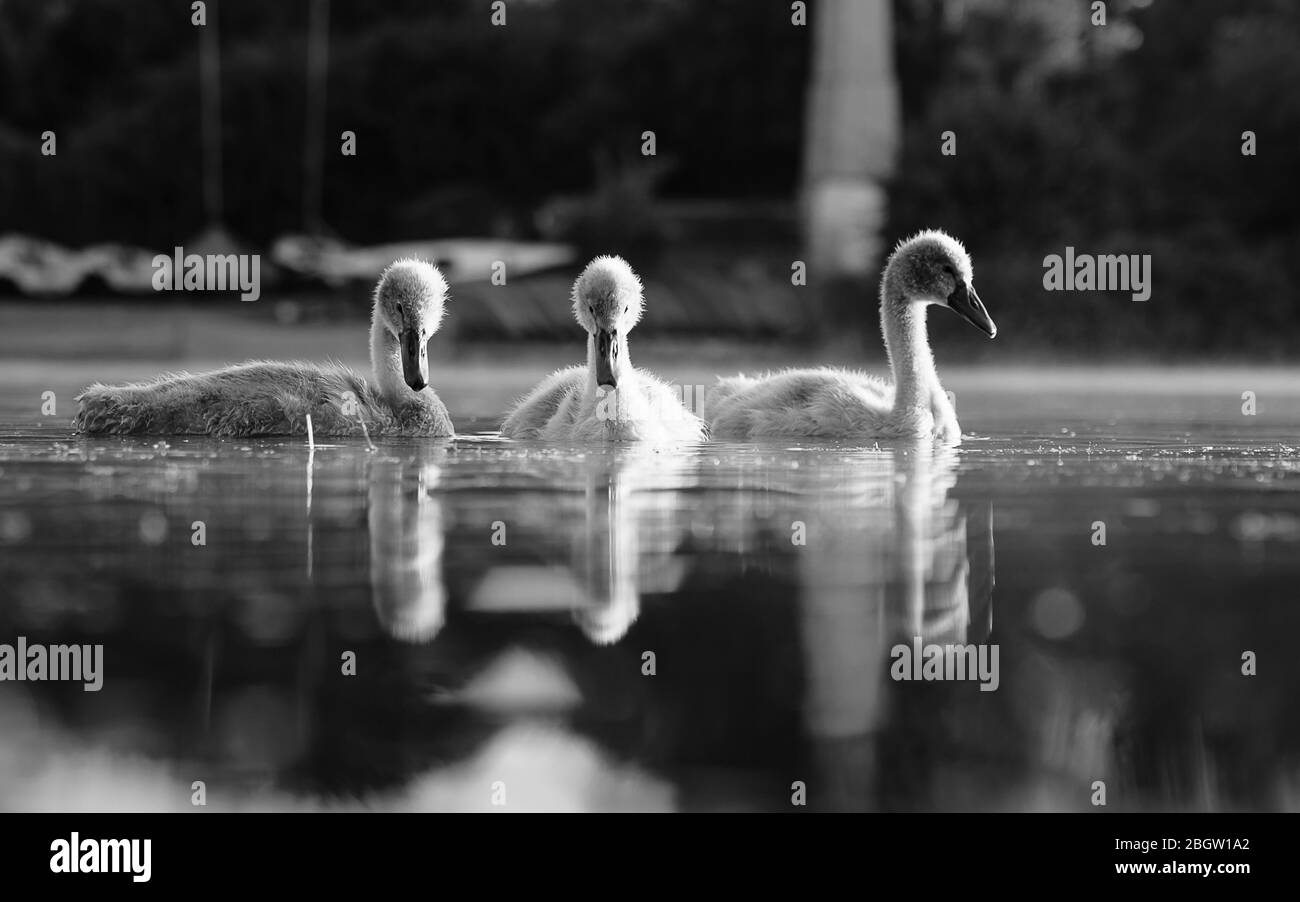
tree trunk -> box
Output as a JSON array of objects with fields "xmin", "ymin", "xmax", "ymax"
[{"xmin": 801, "ymin": 0, "xmax": 899, "ymax": 284}]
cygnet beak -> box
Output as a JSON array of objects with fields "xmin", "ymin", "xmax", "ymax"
[
  {"xmin": 400, "ymin": 329, "xmax": 428, "ymax": 391},
  {"xmin": 948, "ymin": 281, "xmax": 997, "ymax": 338},
  {"xmin": 595, "ymin": 328, "xmax": 618, "ymax": 391}
]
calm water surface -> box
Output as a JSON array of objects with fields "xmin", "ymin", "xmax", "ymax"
[{"xmin": 1, "ymin": 403, "xmax": 1298, "ymax": 812}]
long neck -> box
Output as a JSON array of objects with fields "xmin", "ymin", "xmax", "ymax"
[
  {"xmin": 370, "ymin": 312, "xmax": 408, "ymax": 404},
  {"xmin": 881, "ymin": 285, "xmax": 936, "ymax": 412}
]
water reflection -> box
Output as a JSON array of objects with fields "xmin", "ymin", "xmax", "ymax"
[
  {"xmin": 439, "ymin": 447, "xmax": 693, "ymax": 647},
  {"xmin": 2, "ymin": 423, "xmax": 1297, "ymax": 811},
  {"xmin": 368, "ymin": 455, "xmax": 446, "ymax": 642},
  {"xmin": 690, "ymin": 442, "xmax": 994, "ymax": 809},
  {"xmin": 0, "ymin": 436, "xmax": 997, "ymax": 811}
]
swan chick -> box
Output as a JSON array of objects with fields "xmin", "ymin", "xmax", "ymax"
[
  {"xmin": 74, "ymin": 258, "xmax": 454, "ymax": 437},
  {"xmin": 704, "ymin": 230, "xmax": 994, "ymax": 442},
  {"xmin": 501, "ymin": 255, "xmax": 705, "ymax": 442}
]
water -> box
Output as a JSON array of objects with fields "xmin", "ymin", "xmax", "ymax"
[{"xmin": 1, "ymin": 381, "xmax": 1299, "ymax": 812}]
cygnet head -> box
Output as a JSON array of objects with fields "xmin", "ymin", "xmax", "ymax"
[
  {"xmin": 375, "ymin": 258, "xmax": 450, "ymax": 392},
  {"xmin": 572, "ymin": 255, "xmax": 645, "ymax": 391},
  {"xmin": 885, "ymin": 230, "xmax": 996, "ymax": 338}
]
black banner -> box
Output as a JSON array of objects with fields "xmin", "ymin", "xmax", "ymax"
[{"xmin": 1, "ymin": 813, "xmax": 1283, "ymax": 890}]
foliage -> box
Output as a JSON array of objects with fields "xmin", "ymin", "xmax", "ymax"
[{"xmin": 887, "ymin": 0, "xmax": 1300, "ymax": 355}]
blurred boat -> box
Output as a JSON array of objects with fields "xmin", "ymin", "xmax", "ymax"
[
  {"xmin": 79, "ymin": 243, "xmax": 164, "ymax": 293},
  {"xmin": 0, "ymin": 234, "xmax": 98, "ymax": 295},
  {"xmin": 0, "ymin": 232, "xmax": 251, "ymax": 297},
  {"xmin": 0, "ymin": 229, "xmax": 572, "ymax": 299},
  {"xmin": 270, "ymin": 233, "xmax": 574, "ymax": 286},
  {"xmin": 0, "ymin": 227, "xmax": 273, "ymax": 296}
]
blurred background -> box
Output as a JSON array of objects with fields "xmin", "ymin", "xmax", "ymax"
[{"xmin": 1, "ymin": 0, "xmax": 1298, "ymax": 368}]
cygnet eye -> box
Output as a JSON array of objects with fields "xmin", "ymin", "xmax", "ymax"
[
  {"xmin": 623, "ymin": 305, "xmax": 629, "ymax": 313},
  {"xmin": 394, "ymin": 303, "xmax": 404, "ymax": 316}
]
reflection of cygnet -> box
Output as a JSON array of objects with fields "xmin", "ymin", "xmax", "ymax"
[
  {"xmin": 571, "ymin": 456, "xmax": 641, "ymax": 646},
  {"xmin": 369, "ymin": 460, "xmax": 446, "ymax": 642},
  {"xmin": 572, "ymin": 587, "xmax": 639, "ymax": 647},
  {"xmin": 892, "ymin": 443, "xmax": 971, "ymax": 644}
]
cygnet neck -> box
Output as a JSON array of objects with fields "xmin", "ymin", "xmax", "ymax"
[
  {"xmin": 880, "ymin": 278, "xmax": 937, "ymax": 413},
  {"xmin": 370, "ymin": 311, "xmax": 408, "ymax": 404}
]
